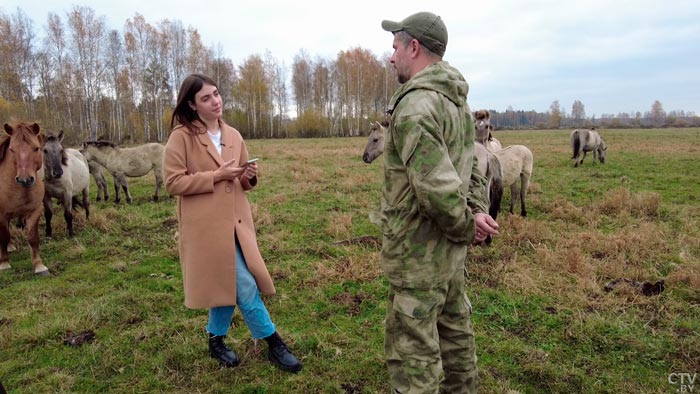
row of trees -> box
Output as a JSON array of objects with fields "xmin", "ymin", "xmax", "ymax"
[
  {"xmin": 1, "ymin": 7, "xmax": 697, "ymax": 145},
  {"xmin": 0, "ymin": 6, "xmax": 398, "ymax": 144},
  {"xmin": 487, "ymin": 100, "xmax": 699, "ymax": 130}
]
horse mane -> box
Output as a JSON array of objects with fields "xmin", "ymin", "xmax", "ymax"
[
  {"xmin": 84, "ymin": 140, "xmax": 117, "ymax": 149},
  {"xmin": 0, "ymin": 135, "xmax": 9, "ymax": 164},
  {"xmin": 474, "ymin": 109, "xmax": 491, "ymax": 121}
]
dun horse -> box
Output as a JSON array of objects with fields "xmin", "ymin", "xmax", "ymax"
[
  {"xmin": 81, "ymin": 141, "xmax": 164, "ymax": 204},
  {"xmin": 492, "ymin": 145, "xmax": 534, "ymax": 217},
  {"xmin": 362, "ymin": 120, "xmax": 504, "ymax": 236},
  {"xmin": 0, "ymin": 122, "xmax": 49, "ymax": 275},
  {"xmin": 42, "ymin": 130, "xmax": 91, "ymax": 238},
  {"xmin": 571, "ymin": 128, "xmax": 607, "ymax": 167}
]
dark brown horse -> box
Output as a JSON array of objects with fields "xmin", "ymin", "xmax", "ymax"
[{"xmin": 0, "ymin": 122, "xmax": 49, "ymax": 275}]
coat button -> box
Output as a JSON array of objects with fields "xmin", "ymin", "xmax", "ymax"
[{"xmin": 225, "ymin": 187, "xmax": 231, "ymax": 193}]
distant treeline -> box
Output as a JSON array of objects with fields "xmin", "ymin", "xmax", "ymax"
[
  {"xmin": 488, "ymin": 100, "xmax": 699, "ymax": 130},
  {"xmin": 1, "ymin": 7, "xmax": 697, "ymax": 145}
]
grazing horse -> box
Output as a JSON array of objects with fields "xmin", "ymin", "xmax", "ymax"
[
  {"xmin": 88, "ymin": 160, "xmax": 110, "ymax": 202},
  {"xmin": 492, "ymin": 145, "xmax": 534, "ymax": 217},
  {"xmin": 0, "ymin": 122, "xmax": 49, "ymax": 275},
  {"xmin": 571, "ymin": 128, "xmax": 607, "ymax": 167},
  {"xmin": 361, "ymin": 120, "xmax": 504, "ymax": 233},
  {"xmin": 473, "ymin": 109, "xmax": 502, "ymax": 151},
  {"xmin": 81, "ymin": 141, "xmax": 164, "ymax": 204},
  {"xmin": 42, "ymin": 130, "xmax": 91, "ymax": 238}
]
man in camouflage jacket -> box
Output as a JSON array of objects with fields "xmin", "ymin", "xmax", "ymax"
[{"xmin": 376, "ymin": 11, "xmax": 500, "ymax": 394}]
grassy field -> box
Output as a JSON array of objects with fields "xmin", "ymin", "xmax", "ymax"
[{"xmin": 1, "ymin": 128, "xmax": 699, "ymax": 393}]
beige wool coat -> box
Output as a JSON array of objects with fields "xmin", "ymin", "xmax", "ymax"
[{"xmin": 164, "ymin": 120, "xmax": 275, "ymax": 309}]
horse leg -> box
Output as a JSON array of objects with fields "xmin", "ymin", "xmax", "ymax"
[
  {"xmin": 63, "ymin": 193, "xmax": 75, "ymax": 238},
  {"xmin": 0, "ymin": 222, "xmax": 11, "ymax": 270},
  {"xmin": 43, "ymin": 194, "xmax": 54, "ymax": 238},
  {"xmin": 117, "ymin": 175, "xmax": 132, "ymax": 204},
  {"xmin": 103, "ymin": 179, "xmax": 110, "ymax": 201},
  {"xmin": 153, "ymin": 172, "xmax": 163, "ymax": 202},
  {"xmin": 82, "ymin": 188, "xmax": 90, "ymax": 219},
  {"xmin": 113, "ymin": 174, "xmax": 121, "ymax": 204},
  {"xmin": 26, "ymin": 210, "xmax": 48, "ymax": 275},
  {"xmin": 96, "ymin": 173, "xmax": 107, "ymax": 201},
  {"xmin": 509, "ymin": 183, "xmax": 518, "ymax": 215},
  {"xmin": 520, "ymin": 174, "xmax": 530, "ymax": 217}
]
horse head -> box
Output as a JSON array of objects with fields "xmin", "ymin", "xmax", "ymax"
[
  {"xmin": 3, "ymin": 122, "xmax": 45, "ymax": 188},
  {"xmin": 473, "ymin": 109, "xmax": 492, "ymax": 145},
  {"xmin": 81, "ymin": 140, "xmax": 114, "ymax": 161},
  {"xmin": 43, "ymin": 130, "xmax": 67, "ymax": 180},
  {"xmin": 597, "ymin": 140, "xmax": 607, "ymax": 164},
  {"xmin": 362, "ymin": 121, "xmax": 388, "ymax": 164}
]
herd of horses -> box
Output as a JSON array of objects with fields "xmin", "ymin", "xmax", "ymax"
[
  {"xmin": 0, "ymin": 122, "xmax": 165, "ymax": 276},
  {"xmin": 363, "ymin": 110, "xmax": 608, "ymax": 243},
  {"xmin": 1, "ymin": 115, "xmax": 607, "ymax": 276}
]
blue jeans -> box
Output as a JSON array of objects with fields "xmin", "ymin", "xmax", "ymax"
[{"xmin": 206, "ymin": 238, "xmax": 276, "ymax": 339}]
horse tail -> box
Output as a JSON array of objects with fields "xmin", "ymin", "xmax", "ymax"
[
  {"xmin": 486, "ymin": 154, "xmax": 504, "ymax": 221},
  {"xmin": 571, "ymin": 130, "xmax": 581, "ymax": 159}
]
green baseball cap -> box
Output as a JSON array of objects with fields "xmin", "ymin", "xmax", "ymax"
[{"xmin": 382, "ymin": 11, "xmax": 448, "ymax": 57}]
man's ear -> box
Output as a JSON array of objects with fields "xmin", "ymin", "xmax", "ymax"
[{"xmin": 410, "ymin": 39, "xmax": 421, "ymax": 58}]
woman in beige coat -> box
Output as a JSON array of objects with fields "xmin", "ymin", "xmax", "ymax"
[{"xmin": 164, "ymin": 74, "xmax": 301, "ymax": 373}]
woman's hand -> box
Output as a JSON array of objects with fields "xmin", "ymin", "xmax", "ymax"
[
  {"xmin": 214, "ymin": 158, "xmax": 246, "ymax": 182},
  {"xmin": 241, "ymin": 162, "xmax": 258, "ymax": 180}
]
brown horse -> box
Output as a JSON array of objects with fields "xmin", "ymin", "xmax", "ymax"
[{"xmin": 0, "ymin": 122, "xmax": 49, "ymax": 275}]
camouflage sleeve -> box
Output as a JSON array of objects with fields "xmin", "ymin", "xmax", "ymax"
[
  {"xmin": 393, "ymin": 114, "xmax": 471, "ymax": 243},
  {"xmin": 467, "ymin": 154, "xmax": 489, "ymax": 214}
]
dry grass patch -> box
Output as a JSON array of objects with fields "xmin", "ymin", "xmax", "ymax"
[
  {"xmin": 326, "ymin": 211, "xmax": 353, "ymax": 239},
  {"xmin": 312, "ymin": 253, "xmax": 382, "ymax": 285},
  {"xmin": 595, "ymin": 187, "xmax": 660, "ymax": 218}
]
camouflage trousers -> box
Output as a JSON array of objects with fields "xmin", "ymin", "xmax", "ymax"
[{"xmin": 385, "ymin": 271, "xmax": 478, "ymax": 394}]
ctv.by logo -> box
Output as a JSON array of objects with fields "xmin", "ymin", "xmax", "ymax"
[{"xmin": 669, "ymin": 372, "xmax": 698, "ymax": 393}]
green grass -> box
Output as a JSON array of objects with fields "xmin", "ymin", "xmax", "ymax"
[{"xmin": 1, "ymin": 128, "xmax": 699, "ymax": 393}]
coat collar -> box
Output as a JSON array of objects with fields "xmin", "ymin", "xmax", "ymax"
[{"xmin": 193, "ymin": 119, "xmax": 235, "ymax": 166}]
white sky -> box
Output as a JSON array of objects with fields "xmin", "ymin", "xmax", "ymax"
[{"xmin": 2, "ymin": 0, "xmax": 699, "ymax": 116}]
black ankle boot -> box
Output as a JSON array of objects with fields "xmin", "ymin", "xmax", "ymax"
[
  {"xmin": 264, "ymin": 332, "xmax": 302, "ymax": 373},
  {"xmin": 208, "ymin": 333, "xmax": 240, "ymax": 367}
]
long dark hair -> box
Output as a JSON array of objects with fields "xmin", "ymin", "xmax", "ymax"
[{"xmin": 171, "ymin": 73, "xmax": 219, "ymax": 135}]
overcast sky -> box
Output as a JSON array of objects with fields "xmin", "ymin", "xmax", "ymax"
[{"xmin": 3, "ymin": 0, "xmax": 699, "ymax": 116}]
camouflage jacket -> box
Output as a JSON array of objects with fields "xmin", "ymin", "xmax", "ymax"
[{"xmin": 374, "ymin": 61, "xmax": 488, "ymax": 289}]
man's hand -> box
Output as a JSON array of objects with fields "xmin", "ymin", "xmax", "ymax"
[{"xmin": 474, "ymin": 212, "xmax": 499, "ymax": 245}]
